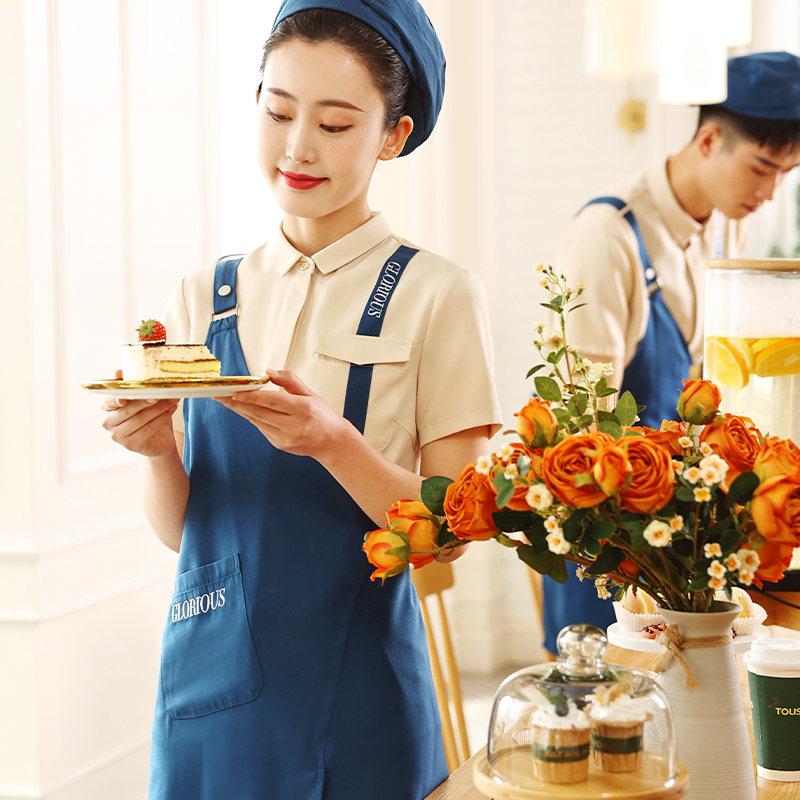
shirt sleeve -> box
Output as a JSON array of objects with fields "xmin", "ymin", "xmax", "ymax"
[
  {"xmin": 415, "ymin": 270, "xmax": 503, "ymax": 447},
  {"xmin": 555, "ymin": 203, "xmax": 643, "ymax": 365},
  {"xmin": 162, "ymin": 277, "xmax": 191, "ymax": 433}
]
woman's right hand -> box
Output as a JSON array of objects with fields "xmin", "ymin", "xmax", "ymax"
[{"xmin": 101, "ymin": 392, "xmax": 181, "ymax": 458}]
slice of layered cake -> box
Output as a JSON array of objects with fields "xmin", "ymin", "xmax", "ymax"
[{"xmin": 122, "ymin": 319, "xmax": 221, "ymax": 381}]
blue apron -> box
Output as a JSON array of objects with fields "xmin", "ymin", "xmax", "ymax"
[
  {"xmin": 542, "ymin": 197, "xmax": 692, "ymax": 654},
  {"xmin": 149, "ymin": 250, "xmax": 447, "ymax": 800}
]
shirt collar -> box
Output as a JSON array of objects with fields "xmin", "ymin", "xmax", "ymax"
[
  {"xmin": 266, "ymin": 212, "xmax": 393, "ymax": 276},
  {"xmin": 644, "ymin": 160, "xmax": 705, "ymax": 249}
]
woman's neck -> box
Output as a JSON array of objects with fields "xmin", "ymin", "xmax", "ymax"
[{"xmin": 281, "ymin": 203, "xmax": 373, "ymax": 257}]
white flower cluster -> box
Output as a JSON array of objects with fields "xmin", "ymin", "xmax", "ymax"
[
  {"xmin": 583, "ymin": 359, "xmax": 614, "ymax": 385},
  {"xmin": 526, "ymin": 483, "xmax": 554, "ymax": 511},
  {"xmin": 545, "ymin": 515, "xmax": 570, "ymax": 554},
  {"xmin": 682, "ymin": 454, "xmax": 729, "ymax": 490},
  {"xmin": 706, "ymin": 549, "xmax": 760, "ymax": 588}
]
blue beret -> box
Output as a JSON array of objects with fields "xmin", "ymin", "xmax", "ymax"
[
  {"xmin": 710, "ymin": 51, "xmax": 800, "ymax": 120},
  {"xmin": 272, "ymin": 0, "xmax": 445, "ymax": 155}
]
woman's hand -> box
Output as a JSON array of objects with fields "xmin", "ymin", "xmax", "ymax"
[
  {"xmin": 215, "ymin": 369, "xmax": 345, "ymax": 460},
  {"xmin": 101, "ymin": 377, "xmax": 180, "ymax": 458}
]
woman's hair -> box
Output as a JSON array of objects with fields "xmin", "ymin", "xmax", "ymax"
[
  {"xmin": 259, "ymin": 9, "xmax": 412, "ymax": 132},
  {"xmin": 697, "ymin": 105, "xmax": 800, "ymax": 154}
]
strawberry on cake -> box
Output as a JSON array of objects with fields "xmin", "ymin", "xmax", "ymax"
[{"xmin": 122, "ymin": 319, "xmax": 221, "ymax": 381}]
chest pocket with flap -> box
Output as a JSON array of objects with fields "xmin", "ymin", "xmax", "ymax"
[{"xmin": 311, "ymin": 334, "xmax": 413, "ymax": 450}]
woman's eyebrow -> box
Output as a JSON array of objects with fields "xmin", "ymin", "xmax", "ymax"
[{"xmin": 266, "ymin": 87, "xmax": 363, "ymax": 113}]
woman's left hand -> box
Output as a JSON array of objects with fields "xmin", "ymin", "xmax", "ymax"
[{"xmin": 215, "ymin": 369, "xmax": 345, "ymax": 459}]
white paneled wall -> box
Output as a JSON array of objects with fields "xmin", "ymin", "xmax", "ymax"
[{"xmin": 1, "ymin": 0, "xmax": 217, "ymax": 796}]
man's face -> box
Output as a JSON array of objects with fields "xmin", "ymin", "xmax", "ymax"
[{"xmin": 706, "ymin": 136, "xmax": 800, "ymax": 220}]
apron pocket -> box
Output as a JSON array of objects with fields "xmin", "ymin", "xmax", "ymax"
[{"xmin": 160, "ymin": 553, "xmax": 262, "ymax": 719}]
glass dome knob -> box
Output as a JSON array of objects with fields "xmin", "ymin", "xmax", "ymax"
[{"xmin": 555, "ymin": 624, "xmax": 608, "ymax": 677}]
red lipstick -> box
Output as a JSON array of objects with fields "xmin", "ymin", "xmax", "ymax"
[{"xmin": 280, "ymin": 170, "xmax": 327, "ymax": 190}]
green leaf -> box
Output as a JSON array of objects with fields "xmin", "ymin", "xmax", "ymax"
[
  {"xmin": 548, "ymin": 557, "xmax": 569, "ymax": 583},
  {"xmin": 672, "ymin": 538, "xmax": 694, "ymax": 558},
  {"xmin": 583, "ymin": 538, "xmax": 603, "ymax": 556},
  {"xmin": 598, "ymin": 420, "xmax": 623, "ymax": 439},
  {"xmin": 588, "ymin": 519, "xmax": 616, "ymax": 541},
  {"xmin": 569, "ymin": 303, "xmax": 588, "ymax": 312},
  {"xmin": 676, "ymin": 486, "xmax": 695, "ymax": 503},
  {"xmin": 585, "ymin": 544, "xmax": 625, "ymax": 576},
  {"xmin": 630, "ymin": 526, "xmax": 648, "ymax": 550},
  {"xmin": 721, "ymin": 529, "xmax": 743, "ymax": 552},
  {"xmin": 567, "ymin": 397, "xmax": 579, "ymax": 417},
  {"xmin": 546, "ymin": 350, "xmax": 561, "ymax": 364},
  {"xmin": 597, "ymin": 387, "xmax": 620, "ymax": 398},
  {"xmin": 614, "ymin": 391, "xmax": 638, "ymax": 427},
  {"xmin": 552, "ymin": 408, "xmax": 571, "ymax": 425},
  {"xmin": 619, "ymin": 514, "xmax": 643, "ymax": 530},
  {"xmin": 385, "ymin": 545, "xmax": 410, "ymax": 561},
  {"xmin": 492, "ymin": 509, "xmax": 533, "ymax": 532},
  {"xmin": 595, "ymin": 377, "xmax": 608, "ymax": 394},
  {"xmin": 563, "ymin": 508, "xmax": 590, "ymax": 542},
  {"xmin": 497, "ymin": 533, "xmax": 521, "ymax": 548},
  {"xmin": 437, "ymin": 522, "xmax": 459, "ymax": 548},
  {"xmin": 420, "ymin": 476, "xmax": 453, "ymax": 516},
  {"xmin": 516, "ymin": 544, "xmax": 554, "ymax": 576},
  {"xmin": 540, "ymin": 302, "xmax": 564, "ymax": 313},
  {"xmin": 622, "ymin": 429, "xmax": 645, "ymax": 437},
  {"xmin": 526, "ymin": 364, "xmax": 547, "ymax": 379},
  {"xmin": 726, "ymin": 471, "xmax": 759, "ymax": 506},
  {"xmin": 597, "ymin": 410, "xmax": 620, "ymax": 424},
  {"xmin": 382, "ymin": 563, "xmax": 409, "ymax": 579},
  {"xmin": 575, "ymin": 392, "xmax": 589, "ymax": 415},
  {"xmin": 614, "ymin": 586, "xmax": 626, "ymax": 602},
  {"xmin": 534, "ymin": 376, "xmax": 563, "ymax": 402},
  {"xmin": 573, "ymin": 473, "xmax": 596, "ymax": 487},
  {"xmin": 575, "ymin": 414, "xmax": 594, "ymax": 430},
  {"xmin": 495, "ymin": 477, "xmax": 515, "ymax": 509},
  {"xmin": 690, "ymin": 574, "xmax": 711, "ymax": 591}
]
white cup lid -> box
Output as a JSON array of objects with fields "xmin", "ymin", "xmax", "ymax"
[{"xmin": 745, "ymin": 638, "xmax": 800, "ymax": 670}]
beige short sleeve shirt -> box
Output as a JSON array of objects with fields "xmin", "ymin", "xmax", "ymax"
[
  {"xmin": 556, "ymin": 160, "xmax": 747, "ymax": 368},
  {"xmin": 163, "ymin": 212, "xmax": 502, "ymax": 472}
]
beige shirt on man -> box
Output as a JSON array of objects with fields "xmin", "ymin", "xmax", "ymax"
[
  {"xmin": 556, "ymin": 160, "xmax": 746, "ymax": 371},
  {"xmin": 164, "ymin": 212, "xmax": 502, "ymax": 473}
]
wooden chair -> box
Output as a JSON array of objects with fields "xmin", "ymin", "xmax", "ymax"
[
  {"xmin": 411, "ymin": 560, "xmax": 470, "ymax": 773},
  {"xmin": 751, "ymin": 589, "xmax": 800, "ymax": 631}
]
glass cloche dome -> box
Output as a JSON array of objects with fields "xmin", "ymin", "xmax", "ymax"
[{"xmin": 472, "ymin": 625, "xmax": 688, "ymax": 799}]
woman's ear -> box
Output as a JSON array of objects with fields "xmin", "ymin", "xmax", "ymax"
[{"xmin": 379, "ymin": 115, "xmax": 414, "ymax": 161}]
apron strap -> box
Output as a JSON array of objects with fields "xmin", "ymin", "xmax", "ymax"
[
  {"xmin": 214, "ymin": 256, "xmax": 245, "ymax": 315},
  {"xmin": 342, "ymin": 245, "xmax": 418, "ymax": 433},
  {"xmin": 584, "ymin": 197, "xmax": 663, "ymax": 295}
]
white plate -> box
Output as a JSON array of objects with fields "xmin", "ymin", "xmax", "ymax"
[
  {"xmin": 81, "ymin": 376, "xmax": 270, "ymax": 399},
  {"xmin": 607, "ymin": 621, "xmax": 769, "ymax": 655}
]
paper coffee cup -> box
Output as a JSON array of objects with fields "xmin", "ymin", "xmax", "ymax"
[{"xmin": 743, "ymin": 638, "xmax": 800, "ymax": 781}]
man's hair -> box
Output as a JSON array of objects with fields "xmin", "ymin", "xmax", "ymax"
[{"xmin": 697, "ymin": 105, "xmax": 800, "ymax": 153}]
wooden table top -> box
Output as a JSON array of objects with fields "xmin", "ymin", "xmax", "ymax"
[{"xmin": 424, "ymin": 626, "xmax": 800, "ymax": 800}]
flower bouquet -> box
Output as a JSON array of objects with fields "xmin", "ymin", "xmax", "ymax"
[{"xmin": 362, "ymin": 265, "xmax": 800, "ymax": 614}]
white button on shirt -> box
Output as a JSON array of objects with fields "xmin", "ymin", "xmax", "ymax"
[{"xmin": 163, "ymin": 213, "xmax": 502, "ymax": 472}]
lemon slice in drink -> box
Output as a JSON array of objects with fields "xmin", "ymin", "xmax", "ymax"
[
  {"xmin": 753, "ymin": 338, "xmax": 800, "ymax": 377},
  {"xmin": 705, "ymin": 337, "xmax": 751, "ymax": 389},
  {"xmin": 750, "ymin": 337, "xmax": 782, "ymax": 356}
]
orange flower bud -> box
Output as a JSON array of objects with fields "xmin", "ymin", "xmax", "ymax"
[
  {"xmin": 515, "ymin": 398, "xmax": 559, "ymax": 448},
  {"xmin": 677, "ymin": 379, "xmax": 722, "ymax": 425},
  {"xmin": 592, "ymin": 444, "xmax": 633, "ymax": 495},
  {"xmin": 386, "ymin": 500, "xmax": 440, "ymax": 568},
  {"xmin": 363, "ymin": 529, "xmax": 410, "ymax": 582},
  {"xmin": 645, "ymin": 420, "xmax": 688, "ymax": 456}
]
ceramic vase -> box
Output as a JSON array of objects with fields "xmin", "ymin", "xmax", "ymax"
[{"xmin": 657, "ymin": 602, "xmax": 756, "ymax": 800}]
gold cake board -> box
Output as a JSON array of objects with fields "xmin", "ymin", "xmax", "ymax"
[{"xmin": 472, "ymin": 748, "xmax": 688, "ymax": 800}]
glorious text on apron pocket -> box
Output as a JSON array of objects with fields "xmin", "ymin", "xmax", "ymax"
[{"xmin": 160, "ymin": 553, "xmax": 262, "ymax": 719}]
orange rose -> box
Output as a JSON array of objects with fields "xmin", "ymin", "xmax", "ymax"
[
  {"xmin": 592, "ymin": 444, "xmax": 633, "ymax": 495},
  {"xmin": 363, "ymin": 529, "xmax": 410, "ymax": 582},
  {"xmin": 515, "ymin": 398, "xmax": 560, "ymax": 448},
  {"xmin": 386, "ymin": 500, "xmax": 439, "ymax": 568},
  {"xmin": 617, "ymin": 558, "xmax": 640, "ymax": 580},
  {"xmin": 742, "ymin": 540, "xmax": 796, "ymax": 588},
  {"xmin": 487, "ymin": 443, "xmax": 543, "ymax": 511},
  {"xmin": 443, "ymin": 464, "xmax": 499, "ymax": 541},
  {"xmin": 677, "ymin": 379, "xmax": 722, "ymax": 425},
  {"xmin": 753, "ymin": 436, "xmax": 800, "ymax": 482},
  {"xmin": 645, "ymin": 420, "xmax": 688, "ymax": 456},
  {"xmin": 750, "ymin": 474, "xmax": 800, "ymax": 548},
  {"xmin": 618, "ymin": 436, "xmax": 676, "ymax": 514},
  {"xmin": 699, "ymin": 414, "xmax": 762, "ymax": 491},
  {"xmin": 542, "ymin": 432, "xmax": 613, "ymax": 508}
]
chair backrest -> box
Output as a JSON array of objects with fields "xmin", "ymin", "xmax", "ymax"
[{"xmin": 411, "ymin": 560, "xmax": 470, "ymax": 773}]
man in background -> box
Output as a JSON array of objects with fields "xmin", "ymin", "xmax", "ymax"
[{"xmin": 543, "ymin": 51, "xmax": 800, "ymax": 656}]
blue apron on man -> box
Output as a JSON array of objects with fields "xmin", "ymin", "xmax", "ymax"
[
  {"xmin": 149, "ymin": 252, "xmax": 447, "ymax": 800},
  {"xmin": 542, "ymin": 196, "xmax": 691, "ymax": 655}
]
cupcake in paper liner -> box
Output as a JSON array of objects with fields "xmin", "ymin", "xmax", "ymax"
[
  {"xmin": 529, "ymin": 696, "xmax": 590, "ymax": 784},
  {"xmin": 613, "ymin": 586, "xmax": 664, "ymax": 631},
  {"xmin": 715, "ymin": 587, "xmax": 768, "ymax": 635},
  {"xmin": 588, "ymin": 684, "xmax": 650, "ymax": 773}
]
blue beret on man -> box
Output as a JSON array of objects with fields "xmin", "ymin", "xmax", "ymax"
[
  {"xmin": 710, "ymin": 51, "xmax": 800, "ymax": 120},
  {"xmin": 273, "ymin": 0, "xmax": 446, "ymax": 156}
]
